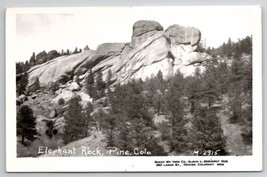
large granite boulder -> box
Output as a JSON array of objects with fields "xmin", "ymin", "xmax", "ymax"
[
  {"xmin": 28, "ymin": 50, "xmax": 93, "ymax": 87},
  {"xmin": 131, "ymin": 20, "xmax": 163, "ymax": 48},
  {"xmin": 165, "ymin": 25, "xmax": 201, "ymax": 46}
]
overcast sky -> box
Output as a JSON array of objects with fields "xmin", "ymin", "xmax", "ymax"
[{"xmin": 15, "ymin": 6, "xmax": 257, "ymax": 62}]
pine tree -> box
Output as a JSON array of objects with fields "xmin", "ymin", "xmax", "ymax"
[
  {"xmin": 66, "ymin": 49, "xmax": 70, "ymax": 55},
  {"xmin": 190, "ymin": 107, "xmax": 227, "ymax": 155},
  {"xmin": 63, "ymin": 95, "xmax": 88, "ymax": 144},
  {"xmin": 85, "ymin": 69, "xmax": 98, "ymax": 100},
  {"xmin": 95, "ymin": 70, "xmax": 105, "ymax": 97},
  {"xmin": 83, "ymin": 102, "xmax": 95, "ymax": 131},
  {"xmin": 127, "ymin": 118, "xmax": 165, "ymax": 156},
  {"xmin": 156, "ymin": 70, "xmax": 163, "ymax": 83},
  {"xmin": 84, "ymin": 45, "xmax": 90, "ymax": 51},
  {"xmin": 226, "ymin": 38, "xmax": 233, "ymax": 57},
  {"xmin": 106, "ymin": 69, "xmax": 112, "ymax": 87},
  {"xmin": 104, "ymin": 114, "xmax": 116, "ymax": 146},
  {"xmin": 16, "ymin": 62, "xmax": 24, "ymax": 74},
  {"xmin": 156, "ymin": 69, "xmax": 166, "ymax": 94},
  {"xmin": 16, "ymin": 72, "xmax": 28, "ymax": 95},
  {"xmin": 185, "ymin": 68, "xmax": 203, "ymax": 113},
  {"xmin": 31, "ymin": 77, "xmax": 41, "ymax": 92},
  {"xmin": 110, "ymin": 80, "xmax": 165, "ymax": 155},
  {"xmin": 73, "ymin": 47, "xmax": 79, "ymax": 54},
  {"xmin": 17, "ymin": 105, "xmax": 37, "ymax": 145},
  {"xmin": 227, "ymin": 56, "xmax": 245, "ymax": 123},
  {"xmin": 24, "ymin": 61, "xmax": 30, "ymax": 71},
  {"xmin": 29, "ymin": 52, "xmax": 36, "ymax": 66},
  {"xmin": 61, "ymin": 49, "xmax": 65, "ymax": 55},
  {"xmin": 201, "ymin": 64, "xmax": 221, "ymax": 107},
  {"xmin": 165, "ymin": 70, "xmax": 188, "ymax": 153},
  {"xmin": 94, "ymin": 108, "xmax": 117, "ymax": 146}
]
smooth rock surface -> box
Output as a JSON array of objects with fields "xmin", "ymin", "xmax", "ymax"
[
  {"xmin": 27, "ymin": 20, "xmax": 209, "ymax": 88},
  {"xmin": 28, "ymin": 50, "xmax": 93, "ymax": 87}
]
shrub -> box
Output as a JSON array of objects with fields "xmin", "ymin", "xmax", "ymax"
[
  {"xmin": 58, "ymin": 98, "xmax": 65, "ymax": 105},
  {"xmin": 50, "ymin": 81, "xmax": 60, "ymax": 93}
]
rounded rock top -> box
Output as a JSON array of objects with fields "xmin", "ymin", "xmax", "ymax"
[
  {"xmin": 165, "ymin": 25, "xmax": 201, "ymax": 46},
  {"xmin": 132, "ymin": 20, "xmax": 164, "ymax": 38}
]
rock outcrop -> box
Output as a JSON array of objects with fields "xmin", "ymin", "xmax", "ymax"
[
  {"xmin": 27, "ymin": 20, "xmax": 210, "ymax": 88},
  {"xmin": 28, "ymin": 50, "xmax": 94, "ymax": 87},
  {"xmin": 131, "ymin": 20, "xmax": 163, "ymax": 48}
]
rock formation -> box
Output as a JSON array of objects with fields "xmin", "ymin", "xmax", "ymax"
[{"xmin": 27, "ymin": 20, "xmax": 210, "ymax": 88}]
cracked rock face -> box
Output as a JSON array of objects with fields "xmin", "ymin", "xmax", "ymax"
[
  {"xmin": 27, "ymin": 20, "xmax": 208, "ymax": 88},
  {"xmin": 131, "ymin": 20, "xmax": 164, "ymax": 48}
]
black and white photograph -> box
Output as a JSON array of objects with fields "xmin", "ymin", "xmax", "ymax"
[{"xmin": 6, "ymin": 6, "xmax": 262, "ymax": 172}]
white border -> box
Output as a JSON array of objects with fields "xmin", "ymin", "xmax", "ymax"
[{"xmin": 6, "ymin": 6, "xmax": 262, "ymax": 172}]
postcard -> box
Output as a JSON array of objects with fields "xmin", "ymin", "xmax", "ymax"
[{"xmin": 6, "ymin": 6, "xmax": 262, "ymax": 172}]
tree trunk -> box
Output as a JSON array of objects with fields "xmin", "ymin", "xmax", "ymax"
[
  {"xmin": 190, "ymin": 101, "xmax": 195, "ymax": 113},
  {"xmin": 21, "ymin": 135, "xmax": 25, "ymax": 145},
  {"xmin": 208, "ymin": 97, "xmax": 212, "ymax": 107}
]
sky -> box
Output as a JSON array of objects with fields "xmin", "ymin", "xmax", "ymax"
[{"xmin": 15, "ymin": 6, "xmax": 258, "ymax": 62}]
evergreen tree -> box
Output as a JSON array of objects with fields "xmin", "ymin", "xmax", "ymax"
[
  {"xmin": 31, "ymin": 77, "xmax": 41, "ymax": 92},
  {"xmin": 153, "ymin": 92, "xmax": 163, "ymax": 116},
  {"xmin": 143, "ymin": 76, "xmax": 157, "ymax": 108},
  {"xmin": 165, "ymin": 70, "xmax": 188, "ymax": 153},
  {"xmin": 156, "ymin": 70, "xmax": 166, "ymax": 95},
  {"xmin": 201, "ymin": 64, "xmax": 221, "ymax": 107},
  {"xmin": 36, "ymin": 51, "xmax": 47, "ymax": 64},
  {"xmin": 190, "ymin": 107, "xmax": 228, "ymax": 155},
  {"xmin": 185, "ymin": 68, "xmax": 203, "ymax": 113},
  {"xmin": 227, "ymin": 56, "xmax": 245, "ymax": 123},
  {"xmin": 83, "ymin": 102, "xmax": 95, "ymax": 132},
  {"xmin": 16, "ymin": 72, "xmax": 28, "ymax": 95},
  {"xmin": 85, "ymin": 69, "xmax": 98, "ymax": 100},
  {"xmin": 29, "ymin": 52, "xmax": 36, "ymax": 66},
  {"xmin": 106, "ymin": 69, "xmax": 112, "ymax": 88},
  {"xmin": 104, "ymin": 114, "xmax": 116, "ymax": 146},
  {"xmin": 226, "ymin": 38, "xmax": 233, "ymax": 57},
  {"xmin": 110, "ymin": 80, "xmax": 165, "ymax": 155},
  {"xmin": 16, "ymin": 62, "xmax": 24, "ymax": 74},
  {"xmin": 24, "ymin": 61, "xmax": 30, "ymax": 71},
  {"xmin": 17, "ymin": 105, "xmax": 37, "ymax": 145},
  {"xmin": 63, "ymin": 95, "xmax": 88, "ymax": 144},
  {"xmin": 156, "ymin": 70, "xmax": 163, "ymax": 83},
  {"xmin": 94, "ymin": 108, "xmax": 117, "ymax": 146},
  {"xmin": 66, "ymin": 49, "xmax": 70, "ymax": 55},
  {"xmin": 215, "ymin": 62, "xmax": 229, "ymax": 94},
  {"xmin": 95, "ymin": 70, "xmax": 105, "ymax": 97},
  {"xmin": 240, "ymin": 100, "xmax": 252, "ymax": 145},
  {"xmin": 73, "ymin": 47, "xmax": 79, "ymax": 54},
  {"xmin": 61, "ymin": 49, "xmax": 65, "ymax": 55},
  {"xmin": 84, "ymin": 45, "xmax": 90, "ymax": 51}
]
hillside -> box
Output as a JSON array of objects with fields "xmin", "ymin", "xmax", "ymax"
[{"xmin": 16, "ymin": 20, "xmax": 252, "ymax": 158}]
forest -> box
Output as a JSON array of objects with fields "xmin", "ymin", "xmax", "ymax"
[{"xmin": 16, "ymin": 36, "xmax": 252, "ymax": 157}]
